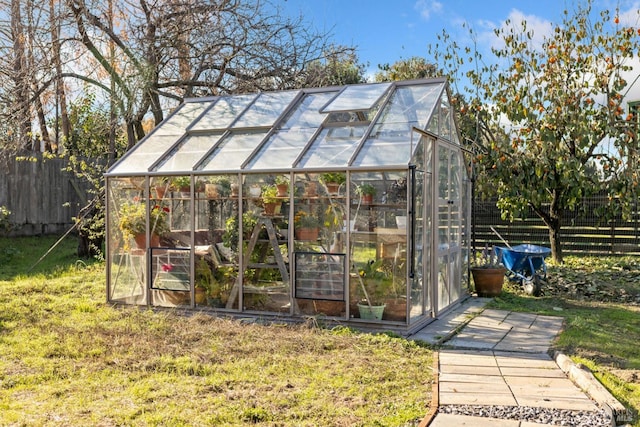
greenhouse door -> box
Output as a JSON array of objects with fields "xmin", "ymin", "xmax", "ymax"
[{"xmin": 434, "ymin": 142, "xmax": 463, "ymax": 315}]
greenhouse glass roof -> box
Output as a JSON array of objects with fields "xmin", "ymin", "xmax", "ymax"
[{"xmin": 108, "ymin": 78, "xmax": 458, "ymax": 175}]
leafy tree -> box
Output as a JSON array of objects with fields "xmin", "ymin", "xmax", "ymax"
[
  {"xmin": 374, "ymin": 56, "xmax": 438, "ymax": 82},
  {"xmin": 432, "ymin": 2, "xmax": 640, "ymax": 262},
  {"xmin": 301, "ymin": 45, "xmax": 366, "ymax": 87}
]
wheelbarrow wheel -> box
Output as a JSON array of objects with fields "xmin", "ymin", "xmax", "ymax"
[{"xmin": 523, "ymin": 275, "xmax": 545, "ymax": 297}]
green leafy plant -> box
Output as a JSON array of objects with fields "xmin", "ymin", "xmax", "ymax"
[
  {"xmin": 208, "ymin": 176, "xmax": 232, "ymax": 196},
  {"xmin": 356, "ymin": 259, "xmax": 391, "ymax": 305},
  {"xmin": 223, "ymin": 211, "xmax": 259, "ymax": 253},
  {"xmin": 261, "ymin": 184, "xmax": 279, "ymax": 204},
  {"xmin": 294, "ymin": 210, "xmax": 320, "ymax": 228},
  {"xmin": 274, "ymin": 175, "xmax": 289, "ymax": 186},
  {"xmin": 171, "ymin": 176, "xmax": 191, "ymax": 190},
  {"xmin": 118, "ymin": 201, "xmax": 170, "ymax": 237},
  {"xmin": 320, "ymin": 172, "xmax": 346, "ymax": 185},
  {"xmin": 472, "ymin": 244, "xmax": 504, "ymax": 269},
  {"xmin": 356, "ymin": 183, "xmax": 376, "ymax": 196}
]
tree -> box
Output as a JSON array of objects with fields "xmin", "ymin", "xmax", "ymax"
[
  {"xmin": 66, "ymin": 0, "xmax": 334, "ymax": 148},
  {"xmin": 301, "ymin": 45, "xmax": 366, "ymax": 87},
  {"xmin": 432, "ymin": 1, "xmax": 640, "ymax": 262},
  {"xmin": 374, "ymin": 56, "xmax": 438, "ymax": 82}
]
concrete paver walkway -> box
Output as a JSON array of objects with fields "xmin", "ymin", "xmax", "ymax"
[{"xmin": 411, "ymin": 298, "xmax": 619, "ymax": 427}]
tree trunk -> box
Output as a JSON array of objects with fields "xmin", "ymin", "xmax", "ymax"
[
  {"xmin": 548, "ymin": 217, "xmax": 563, "ymax": 264},
  {"xmin": 51, "ymin": 0, "xmax": 69, "ymax": 152},
  {"xmin": 11, "ymin": 0, "xmax": 32, "ymax": 151}
]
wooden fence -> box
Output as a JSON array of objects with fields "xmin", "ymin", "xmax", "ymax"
[
  {"xmin": 0, "ymin": 154, "xmax": 89, "ymax": 236},
  {"xmin": 473, "ymin": 196, "xmax": 640, "ymax": 256}
]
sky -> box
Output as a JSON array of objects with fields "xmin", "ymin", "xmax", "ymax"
[{"xmin": 280, "ymin": 0, "xmax": 640, "ymax": 79}]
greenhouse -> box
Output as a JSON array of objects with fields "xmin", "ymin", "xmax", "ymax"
[{"xmin": 105, "ymin": 78, "xmax": 471, "ymax": 334}]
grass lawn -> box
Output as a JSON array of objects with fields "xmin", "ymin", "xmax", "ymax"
[
  {"xmin": 489, "ymin": 255, "xmax": 640, "ymax": 426},
  {"xmin": 0, "ymin": 236, "xmax": 433, "ymax": 426}
]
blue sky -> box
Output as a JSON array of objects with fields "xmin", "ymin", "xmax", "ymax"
[{"xmin": 280, "ymin": 0, "xmax": 639, "ymax": 77}]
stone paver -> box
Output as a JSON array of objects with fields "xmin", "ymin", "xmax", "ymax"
[{"xmin": 412, "ymin": 300, "xmax": 613, "ymax": 426}]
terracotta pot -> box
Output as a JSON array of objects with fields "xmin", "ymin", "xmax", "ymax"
[
  {"xmin": 295, "ymin": 227, "xmax": 319, "ymax": 241},
  {"xmin": 133, "ymin": 233, "xmax": 161, "ymax": 249},
  {"xmin": 471, "ymin": 267, "xmax": 506, "ymax": 297},
  {"xmin": 154, "ymin": 186, "xmax": 167, "ymax": 199},
  {"xmin": 263, "ymin": 202, "xmax": 278, "ymax": 216},
  {"xmin": 276, "ymin": 183, "xmax": 289, "ymax": 197},
  {"xmin": 362, "ymin": 194, "xmax": 373, "ymax": 205},
  {"xmin": 325, "ymin": 182, "xmax": 340, "ymax": 195}
]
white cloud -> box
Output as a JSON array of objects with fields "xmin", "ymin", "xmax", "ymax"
[{"xmin": 414, "ymin": 0, "xmax": 443, "ymax": 21}]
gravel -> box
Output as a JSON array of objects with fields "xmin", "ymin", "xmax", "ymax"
[{"xmin": 439, "ymin": 404, "xmax": 612, "ymax": 426}]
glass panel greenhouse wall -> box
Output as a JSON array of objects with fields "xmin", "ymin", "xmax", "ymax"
[{"xmin": 105, "ymin": 78, "xmax": 470, "ymax": 332}]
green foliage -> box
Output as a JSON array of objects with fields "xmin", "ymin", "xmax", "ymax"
[
  {"xmin": 431, "ymin": 1, "xmax": 640, "ymax": 262},
  {"xmin": 274, "ymin": 175, "xmax": 289, "ymax": 186},
  {"xmin": 375, "ymin": 56, "xmax": 438, "ymax": 82},
  {"xmin": 303, "ymin": 45, "xmax": 366, "ymax": 87},
  {"xmin": 63, "ymin": 91, "xmax": 127, "ymax": 158},
  {"xmin": 0, "ymin": 206, "xmax": 11, "ymax": 235},
  {"xmin": 356, "ymin": 183, "xmax": 376, "ymax": 196},
  {"xmin": 223, "ymin": 211, "xmax": 259, "ymax": 253},
  {"xmin": 260, "ymin": 184, "xmax": 279, "ymax": 204},
  {"xmin": 356, "ymin": 259, "xmax": 392, "ymax": 305},
  {"xmin": 320, "ymin": 172, "xmax": 346, "ymax": 185},
  {"xmin": 118, "ymin": 202, "xmax": 170, "ymax": 237},
  {"xmin": 171, "ymin": 176, "xmax": 191, "ymax": 190}
]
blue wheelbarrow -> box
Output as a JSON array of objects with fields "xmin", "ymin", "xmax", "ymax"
[{"xmin": 493, "ymin": 244, "xmax": 552, "ymax": 296}]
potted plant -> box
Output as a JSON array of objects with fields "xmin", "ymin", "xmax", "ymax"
[
  {"xmin": 356, "ymin": 183, "xmax": 376, "ymax": 204},
  {"xmin": 274, "ymin": 175, "xmax": 290, "ymax": 197},
  {"xmin": 152, "ymin": 177, "xmax": 170, "ymax": 199},
  {"xmin": 261, "ymin": 184, "xmax": 280, "ymax": 216},
  {"xmin": 118, "ymin": 201, "xmax": 170, "ymax": 248},
  {"xmin": 171, "ymin": 176, "xmax": 191, "ymax": 195},
  {"xmin": 355, "ymin": 259, "xmax": 389, "ymax": 320},
  {"xmin": 294, "ymin": 210, "xmax": 320, "ymax": 240},
  {"xmin": 470, "ymin": 245, "xmax": 506, "ymax": 297},
  {"xmin": 195, "ymin": 257, "xmax": 214, "ymax": 305},
  {"xmin": 205, "ymin": 176, "xmax": 231, "ymax": 199},
  {"xmin": 320, "ymin": 172, "xmax": 346, "ymax": 195}
]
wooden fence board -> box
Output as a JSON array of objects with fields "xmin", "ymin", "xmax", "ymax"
[{"xmin": 0, "ymin": 154, "xmax": 88, "ymax": 236}]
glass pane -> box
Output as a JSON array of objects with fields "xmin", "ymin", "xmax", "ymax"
[
  {"xmin": 375, "ymin": 83, "xmax": 442, "ymax": 132},
  {"xmin": 298, "ymin": 125, "xmax": 366, "ymax": 168},
  {"xmin": 440, "ymin": 91, "xmax": 452, "ymax": 140},
  {"xmin": 247, "ymin": 92, "xmax": 337, "ymax": 169},
  {"xmin": 155, "ymin": 134, "xmax": 223, "ymax": 172},
  {"xmin": 438, "ymin": 145, "xmax": 449, "ymax": 200},
  {"xmin": 110, "ymin": 135, "xmax": 184, "ymax": 174},
  {"xmin": 321, "ymin": 82, "xmax": 391, "ymax": 112},
  {"xmin": 156, "ymin": 102, "xmax": 211, "ymax": 136},
  {"xmin": 281, "ymin": 91, "xmax": 338, "ymax": 130},
  {"xmin": 190, "ymin": 94, "xmax": 256, "ymax": 131},
  {"xmin": 348, "ymin": 172, "xmax": 407, "ymax": 322},
  {"xmin": 290, "ymin": 173, "xmax": 348, "ymax": 317},
  {"xmin": 450, "ymin": 150, "xmax": 461, "ymax": 201},
  {"xmin": 353, "ymin": 83, "xmax": 443, "ymax": 167},
  {"xmin": 248, "ymin": 129, "xmax": 316, "ymax": 170},
  {"xmin": 199, "ymin": 131, "xmax": 268, "ymax": 171},
  {"xmin": 352, "ymin": 140, "xmax": 413, "ymax": 167},
  {"xmin": 233, "ymin": 91, "xmax": 299, "ymax": 128}
]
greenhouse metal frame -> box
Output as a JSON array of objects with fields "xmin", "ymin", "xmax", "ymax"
[{"xmin": 105, "ymin": 78, "xmax": 471, "ymax": 334}]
